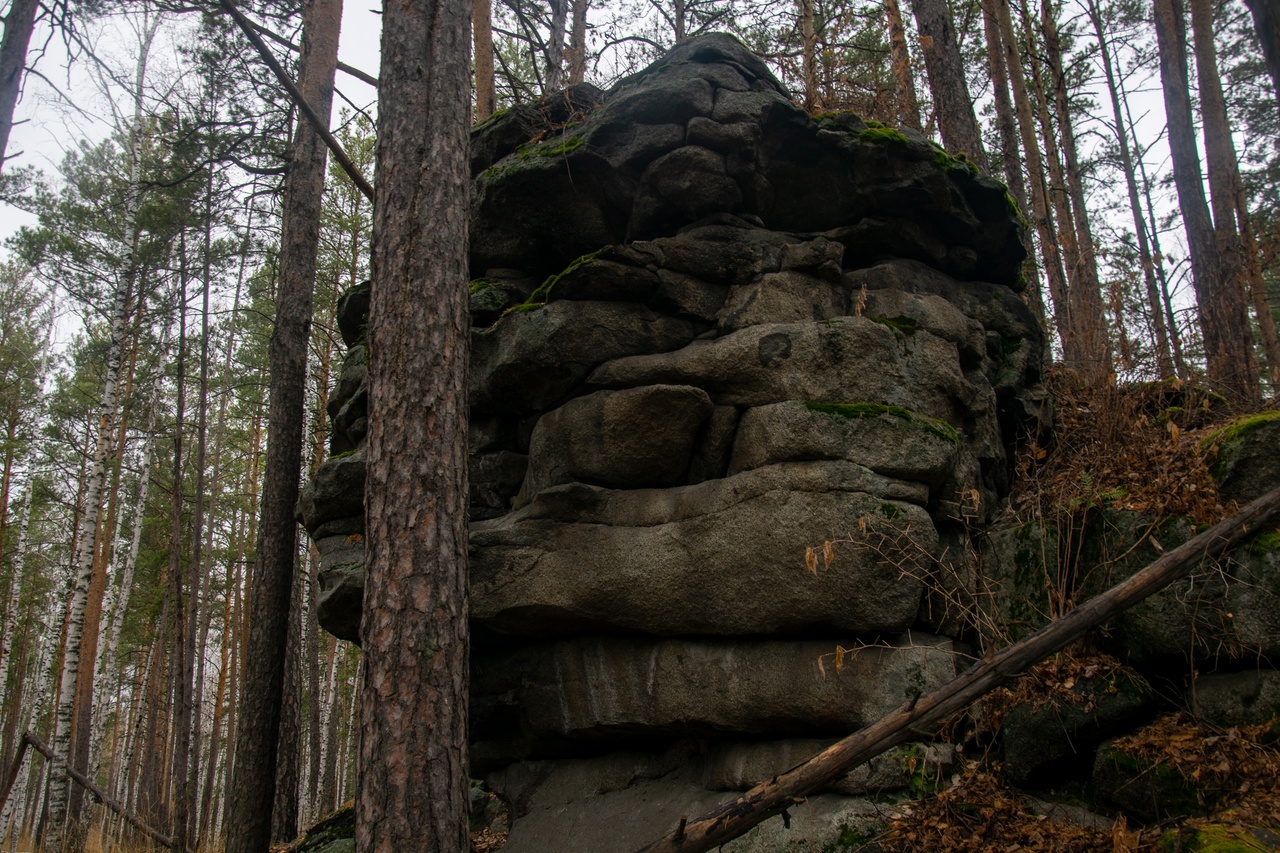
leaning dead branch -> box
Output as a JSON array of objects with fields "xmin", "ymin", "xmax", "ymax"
[{"xmin": 634, "ymin": 484, "xmax": 1280, "ymax": 853}]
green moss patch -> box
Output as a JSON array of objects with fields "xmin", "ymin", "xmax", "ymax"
[
  {"xmin": 1203, "ymin": 411, "xmax": 1280, "ymax": 451},
  {"xmin": 804, "ymin": 401, "xmax": 960, "ymax": 445},
  {"xmin": 859, "ymin": 125, "xmax": 910, "ymax": 146},
  {"xmin": 870, "ymin": 315, "xmax": 918, "ymax": 334}
]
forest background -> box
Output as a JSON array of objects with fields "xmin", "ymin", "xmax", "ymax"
[{"xmin": 0, "ymin": 0, "xmax": 1277, "ymax": 848}]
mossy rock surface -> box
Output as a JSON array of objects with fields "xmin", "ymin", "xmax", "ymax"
[
  {"xmin": 294, "ymin": 803, "xmax": 354, "ymax": 853},
  {"xmin": 1158, "ymin": 823, "xmax": 1280, "ymax": 852},
  {"xmin": 1203, "ymin": 411, "xmax": 1280, "ymax": 504}
]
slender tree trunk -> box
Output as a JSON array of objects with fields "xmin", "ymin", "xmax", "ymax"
[
  {"xmin": 980, "ymin": 0, "xmax": 1041, "ymax": 327},
  {"xmin": 545, "ymin": 0, "xmax": 568, "ymax": 92},
  {"xmin": 910, "ymin": 0, "xmax": 986, "ymax": 166},
  {"xmin": 1084, "ymin": 0, "xmax": 1174, "ymax": 379},
  {"xmin": 1040, "ymin": 0, "xmax": 1110, "ymax": 381},
  {"xmin": 1154, "ymin": 0, "xmax": 1258, "ymax": 400},
  {"xmin": 0, "ymin": 0, "xmax": 37, "ymax": 170},
  {"xmin": 1189, "ymin": 0, "xmax": 1275, "ymax": 388},
  {"xmin": 166, "ymin": 240, "xmax": 190, "ymax": 853},
  {"xmin": 567, "ymin": 0, "xmax": 588, "ymax": 85},
  {"xmin": 225, "ymin": 0, "xmax": 342, "ymax": 849},
  {"xmin": 271, "ymin": 558, "xmax": 301, "ymax": 844},
  {"xmin": 884, "ymin": 0, "xmax": 922, "ymax": 131},
  {"xmin": 995, "ymin": 0, "xmax": 1070, "ymax": 358},
  {"xmin": 359, "ymin": 0, "xmax": 471, "ymax": 846},
  {"xmin": 474, "ymin": 0, "xmax": 495, "ymax": 119},
  {"xmin": 800, "ymin": 0, "xmax": 818, "ymax": 112}
]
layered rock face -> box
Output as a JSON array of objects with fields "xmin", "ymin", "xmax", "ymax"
[{"xmin": 298, "ymin": 33, "xmax": 1045, "ymax": 850}]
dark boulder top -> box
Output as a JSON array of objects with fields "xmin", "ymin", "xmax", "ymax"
[{"xmin": 468, "ymin": 32, "xmax": 1027, "ymax": 289}]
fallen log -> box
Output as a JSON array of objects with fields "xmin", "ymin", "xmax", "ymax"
[
  {"xmin": 22, "ymin": 730, "xmax": 186, "ymax": 852},
  {"xmin": 635, "ymin": 484, "xmax": 1280, "ymax": 853}
]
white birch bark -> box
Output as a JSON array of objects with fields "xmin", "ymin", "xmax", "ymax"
[
  {"xmin": 45, "ymin": 10, "xmax": 158, "ymax": 847},
  {"xmin": 0, "ymin": 485, "xmax": 33, "ymax": 703}
]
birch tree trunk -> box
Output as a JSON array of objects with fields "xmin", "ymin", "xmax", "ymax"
[
  {"xmin": 359, "ymin": 0, "xmax": 471, "ymax": 845},
  {"xmin": 545, "ymin": 0, "xmax": 568, "ymax": 92}
]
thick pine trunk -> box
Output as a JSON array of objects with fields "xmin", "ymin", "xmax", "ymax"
[
  {"xmin": 1243, "ymin": 0, "xmax": 1280, "ymax": 121},
  {"xmin": 1188, "ymin": 0, "xmax": 1278, "ymax": 388},
  {"xmin": 1154, "ymin": 0, "xmax": 1258, "ymax": 400},
  {"xmin": 224, "ymin": 0, "xmax": 342, "ymax": 849},
  {"xmin": 910, "ymin": 0, "xmax": 985, "ymax": 166},
  {"xmin": 0, "ymin": 0, "xmax": 37, "ymax": 169},
  {"xmin": 359, "ymin": 0, "xmax": 471, "ymax": 846}
]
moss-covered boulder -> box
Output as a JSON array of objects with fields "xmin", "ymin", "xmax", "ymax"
[{"xmin": 1203, "ymin": 411, "xmax": 1280, "ymax": 505}]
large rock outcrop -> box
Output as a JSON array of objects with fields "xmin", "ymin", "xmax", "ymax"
[{"xmin": 298, "ymin": 33, "xmax": 1046, "ymax": 852}]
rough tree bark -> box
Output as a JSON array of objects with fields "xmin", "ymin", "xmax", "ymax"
[
  {"xmin": 1154, "ymin": 0, "xmax": 1258, "ymax": 401},
  {"xmin": 474, "ymin": 0, "xmax": 495, "ymax": 118},
  {"xmin": 994, "ymin": 0, "xmax": 1071, "ymax": 355},
  {"xmin": 1188, "ymin": 0, "xmax": 1280, "ymax": 388},
  {"xmin": 1040, "ymin": 0, "xmax": 1111, "ymax": 381},
  {"xmin": 1244, "ymin": 0, "xmax": 1280, "ymax": 121},
  {"xmin": 223, "ymin": 0, "xmax": 342, "ymax": 850},
  {"xmin": 800, "ymin": 0, "xmax": 819, "ymax": 112},
  {"xmin": 357, "ymin": 0, "xmax": 471, "ymax": 847},
  {"xmin": 884, "ymin": 0, "xmax": 922, "ymax": 131},
  {"xmin": 910, "ymin": 0, "xmax": 986, "ymax": 167},
  {"xmin": 545, "ymin": 0, "xmax": 569, "ymax": 92},
  {"xmin": 0, "ymin": 0, "xmax": 37, "ymax": 170},
  {"xmin": 568, "ymin": 0, "xmax": 589, "ymax": 84}
]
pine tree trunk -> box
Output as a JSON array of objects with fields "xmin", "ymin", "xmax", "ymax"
[
  {"xmin": 800, "ymin": 0, "xmax": 819, "ymax": 112},
  {"xmin": 1085, "ymin": 0, "xmax": 1174, "ymax": 379},
  {"xmin": 994, "ymin": 0, "xmax": 1070, "ymax": 357},
  {"xmin": 359, "ymin": 0, "xmax": 471, "ymax": 845},
  {"xmin": 1188, "ymin": 0, "xmax": 1276, "ymax": 388},
  {"xmin": 1243, "ymin": 0, "xmax": 1280, "ymax": 121},
  {"xmin": 911, "ymin": 0, "xmax": 986, "ymax": 166},
  {"xmin": 474, "ymin": 0, "xmax": 495, "ymax": 119},
  {"xmin": 224, "ymin": 0, "xmax": 342, "ymax": 849},
  {"xmin": 0, "ymin": 0, "xmax": 37, "ymax": 170},
  {"xmin": 271, "ymin": 563, "xmax": 301, "ymax": 844},
  {"xmin": 1154, "ymin": 0, "xmax": 1259, "ymax": 400},
  {"xmin": 979, "ymin": 0, "xmax": 1041, "ymax": 326},
  {"xmin": 1040, "ymin": 0, "xmax": 1111, "ymax": 380},
  {"xmin": 884, "ymin": 0, "xmax": 921, "ymax": 131}
]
